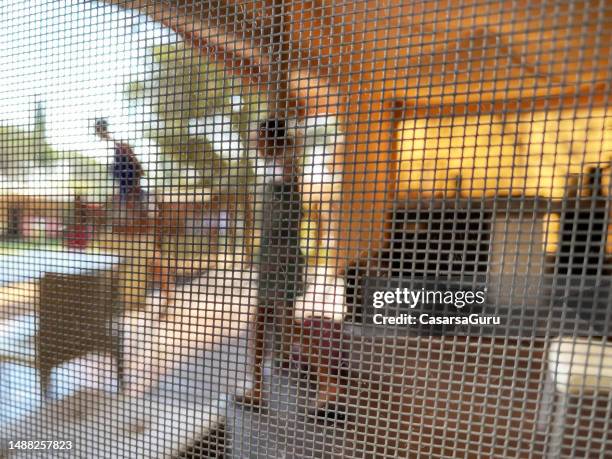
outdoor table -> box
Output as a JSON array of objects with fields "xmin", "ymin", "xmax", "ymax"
[{"xmin": 0, "ymin": 250, "xmax": 122, "ymax": 397}]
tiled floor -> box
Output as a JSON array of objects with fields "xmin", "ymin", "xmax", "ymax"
[
  {"xmin": 227, "ymin": 334, "xmax": 551, "ymax": 459},
  {"xmin": 0, "ymin": 268, "xmax": 608, "ymax": 459}
]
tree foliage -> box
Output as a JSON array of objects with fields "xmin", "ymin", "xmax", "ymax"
[
  {"xmin": 0, "ymin": 101, "xmax": 112, "ymax": 198},
  {"xmin": 0, "ymin": 119, "xmax": 57, "ymax": 179},
  {"xmin": 124, "ymin": 42, "xmax": 269, "ymax": 190}
]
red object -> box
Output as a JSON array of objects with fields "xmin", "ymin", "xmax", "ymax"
[{"xmin": 65, "ymin": 224, "xmax": 93, "ymax": 250}]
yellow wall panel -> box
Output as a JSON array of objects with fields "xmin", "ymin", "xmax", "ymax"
[{"xmin": 397, "ymin": 108, "xmax": 612, "ymax": 200}]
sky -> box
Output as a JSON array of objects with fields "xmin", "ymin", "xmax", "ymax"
[{"xmin": 0, "ymin": 0, "xmax": 179, "ymax": 163}]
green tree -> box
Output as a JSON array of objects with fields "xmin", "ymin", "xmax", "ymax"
[
  {"xmin": 0, "ymin": 99, "xmax": 112, "ymax": 198},
  {"xmin": 0, "ymin": 100, "xmax": 59, "ymax": 179},
  {"xmin": 0, "ymin": 126, "xmax": 58, "ymax": 179},
  {"xmin": 124, "ymin": 42, "xmax": 268, "ymax": 192}
]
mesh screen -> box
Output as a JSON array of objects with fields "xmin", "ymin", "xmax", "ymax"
[{"xmin": 0, "ymin": 0, "xmax": 611, "ymax": 457}]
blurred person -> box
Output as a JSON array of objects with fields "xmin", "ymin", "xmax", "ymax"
[{"xmin": 94, "ymin": 118, "xmax": 144, "ymax": 203}]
